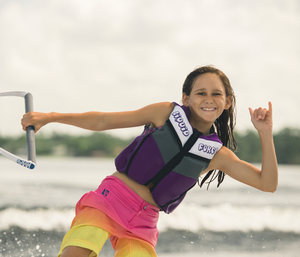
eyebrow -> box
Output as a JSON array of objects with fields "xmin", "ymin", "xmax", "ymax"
[{"xmin": 195, "ymin": 88, "xmax": 223, "ymax": 93}]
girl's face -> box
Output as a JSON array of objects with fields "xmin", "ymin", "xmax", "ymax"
[{"xmin": 182, "ymin": 73, "xmax": 232, "ymax": 130}]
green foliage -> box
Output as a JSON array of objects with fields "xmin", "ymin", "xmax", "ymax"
[
  {"xmin": 234, "ymin": 127, "xmax": 300, "ymax": 164},
  {"xmin": 273, "ymin": 128, "xmax": 300, "ymax": 164},
  {"xmin": 1, "ymin": 127, "xmax": 300, "ymax": 164},
  {"xmin": 0, "ymin": 134, "xmax": 27, "ymax": 155},
  {"xmin": 0, "ymin": 132, "xmax": 133, "ymax": 158},
  {"xmin": 234, "ymin": 130, "xmax": 262, "ymax": 163}
]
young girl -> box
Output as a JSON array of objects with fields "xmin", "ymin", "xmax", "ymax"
[{"xmin": 21, "ymin": 66, "xmax": 278, "ymax": 257}]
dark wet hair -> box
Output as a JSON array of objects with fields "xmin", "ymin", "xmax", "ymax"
[{"xmin": 182, "ymin": 65, "xmax": 237, "ymax": 189}]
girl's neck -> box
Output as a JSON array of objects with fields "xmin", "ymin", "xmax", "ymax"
[{"xmin": 189, "ymin": 119, "xmax": 214, "ymax": 135}]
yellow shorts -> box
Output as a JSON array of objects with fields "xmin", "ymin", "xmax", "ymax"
[{"xmin": 58, "ymin": 207, "xmax": 157, "ymax": 257}]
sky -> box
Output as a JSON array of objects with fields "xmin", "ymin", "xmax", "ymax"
[{"xmin": 0, "ymin": 0, "xmax": 299, "ymax": 139}]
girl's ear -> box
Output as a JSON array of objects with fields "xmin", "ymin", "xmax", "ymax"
[
  {"xmin": 182, "ymin": 93, "xmax": 189, "ymax": 107},
  {"xmin": 224, "ymin": 95, "xmax": 232, "ymax": 110}
]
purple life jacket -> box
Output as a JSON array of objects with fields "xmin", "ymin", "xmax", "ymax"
[{"xmin": 115, "ymin": 103, "xmax": 223, "ymax": 213}]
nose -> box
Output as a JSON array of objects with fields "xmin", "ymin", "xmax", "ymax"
[{"xmin": 205, "ymin": 96, "xmax": 214, "ymax": 104}]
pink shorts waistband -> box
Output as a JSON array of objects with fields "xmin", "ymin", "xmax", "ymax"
[{"xmin": 75, "ymin": 176, "xmax": 160, "ymax": 247}]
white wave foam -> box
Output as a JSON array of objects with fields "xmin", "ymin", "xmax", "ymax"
[
  {"xmin": 0, "ymin": 208, "xmax": 74, "ymax": 231},
  {"xmin": 1, "ymin": 204, "xmax": 299, "ymax": 234},
  {"xmin": 158, "ymin": 203, "xmax": 300, "ymax": 233}
]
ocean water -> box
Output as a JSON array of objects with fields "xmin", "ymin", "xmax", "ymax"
[{"xmin": 0, "ymin": 157, "xmax": 299, "ymax": 257}]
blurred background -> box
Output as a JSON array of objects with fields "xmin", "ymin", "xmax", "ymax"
[
  {"xmin": 0, "ymin": 1, "xmax": 300, "ymax": 257},
  {"xmin": 0, "ymin": 0, "xmax": 299, "ymax": 139}
]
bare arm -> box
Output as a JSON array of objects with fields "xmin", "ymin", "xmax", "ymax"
[
  {"xmin": 206, "ymin": 102, "xmax": 278, "ymax": 192},
  {"xmin": 21, "ymin": 102, "xmax": 174, "ymax": 133}
]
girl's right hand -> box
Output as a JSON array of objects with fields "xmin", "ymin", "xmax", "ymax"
[{"xmin": 21, "ymin": 112, "xmax": 49, "ymax": 133}]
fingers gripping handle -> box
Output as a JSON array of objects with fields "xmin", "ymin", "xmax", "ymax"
[{"xmin": 25, "ymin": 93, "xmax": 36, "ymax": 164}]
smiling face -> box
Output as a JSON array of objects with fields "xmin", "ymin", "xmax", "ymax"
[{"xmin": 182, "ymin": 73, "xmax": 232, "ymax": 134}]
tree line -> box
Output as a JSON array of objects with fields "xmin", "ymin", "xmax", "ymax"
[
  {"xmin": 0, "ymin": 127, "xmax": 299, "ymax": 164},
  {"xmin": 234, "ymin": 127, "xmax": 300, "ymax": 164}
]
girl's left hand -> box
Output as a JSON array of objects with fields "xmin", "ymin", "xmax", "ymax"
[{"xmin": 249, "ymin": 101, "xmax": 273, "ymax": 132}]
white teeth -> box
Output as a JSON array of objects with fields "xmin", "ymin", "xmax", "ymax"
[{"xmin": 203, "ymin": 108, "xmax": 215, "ymax": 111}]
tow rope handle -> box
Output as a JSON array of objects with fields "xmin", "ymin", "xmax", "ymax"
[{"xmin": 0, "ymin": 91, "xmax": 36, "ymax": 169}]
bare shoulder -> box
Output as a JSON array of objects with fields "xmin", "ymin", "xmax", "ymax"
[{"xmin": 146, "ymin": 102, "xmax": 174, "ymax": 127}]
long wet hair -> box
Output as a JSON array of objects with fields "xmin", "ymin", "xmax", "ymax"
[{"xmin": 182, "ymin": 65, "xmax": 237, "ymax": 189}]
